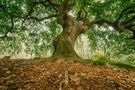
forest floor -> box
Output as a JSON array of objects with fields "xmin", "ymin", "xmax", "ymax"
[{"xmin": 0, "ymin": 58, "xmax": 135, "ymax": 90}]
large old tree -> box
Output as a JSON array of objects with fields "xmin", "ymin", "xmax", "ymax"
[{"xmin": 0, "ymin": 0, "xmax": 135, "ymax": 60}]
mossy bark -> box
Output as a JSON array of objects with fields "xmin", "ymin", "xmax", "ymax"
[
  {"xmin": 52, "ymin": 32, "xmax": 80, "ymax": 59},
  {"xmin": 52, "ymin": 14, "xmax": 88, "ymax": 60}
]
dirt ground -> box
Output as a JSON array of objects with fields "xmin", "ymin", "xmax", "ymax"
[{"xmin": 0, "ymin": 58, "xmax": 135, "ymax": 90}]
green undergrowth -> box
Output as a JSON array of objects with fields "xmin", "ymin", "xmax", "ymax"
[
  {"xmin": 110, "ymin": 62, "xmax": 135, "ymax": 69},
  {"xmin": 90, "ymin": 51, "xmax": 109, "ymax": 66},
  {"xmin": 90, "ymin": 59, "xmax": 135, "ymax": 69},
  {"xmin": 109, "ymin": 61, "xmax": 135, "ymax": 69},
  {"xmin": 89, "ymin": 52, "xmax": 135, "ymax": 69}
]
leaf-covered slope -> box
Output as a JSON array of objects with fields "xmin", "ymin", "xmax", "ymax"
[{"xmin": 0, "ymin": 58, "xmax": 135, "ymax": 90}]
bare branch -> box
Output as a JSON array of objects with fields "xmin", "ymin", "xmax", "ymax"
[
  {"xmin": 83, "ymin": 19, "xmax": 114, "ymax": 28},
  {"xmin": 77, "ymin": 1, "xmax": 86, "ymax": 21},
  {"xmin": 77, "ymin": 1, "xmax": 92, "ymax": 21},
  {"xmin": 68, "ymin": 0, "xmax": 75, "ymax": 6},
  {"xmin": 123, "ymin": 15, "xmax": 135, "ymax": 25},
  {"xmin": 48, "ymin": 0, "xmax": 59, "ymax": 7},
  {"xmin": 0, "ymin": 4, "xmax": 14, "ymax": 38},
  {"xmin": 0, "ymin": 4, "xmax": 11, "ymax": 16},
  {"xmin": 19, "ymin": 1, "xmax": 59, "ymax": 26},
  {"xmin": 13, "ymin": 13, "xmax": 59, "ymax": 21},
  {"xmin": 115, "ymin": 4, "xmax": 135, "ymax": 22},
  {"xmin": 0, "ymin": 18, "xmax": 14, "ymax": 39}
]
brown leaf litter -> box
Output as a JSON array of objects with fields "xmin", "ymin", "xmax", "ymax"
[{"xmin": 0, "ymin": 58, "xmax": 135, "ymax": 90}]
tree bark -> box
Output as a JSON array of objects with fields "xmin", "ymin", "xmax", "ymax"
[{"xmin": 52, "ymin": 14, "xmax": 88, "ymax": 60}]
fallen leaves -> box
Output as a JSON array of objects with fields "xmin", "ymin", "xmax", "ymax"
[{"xmin": 0, "ymin": 58, "xmax": 135, "ymax": 90}]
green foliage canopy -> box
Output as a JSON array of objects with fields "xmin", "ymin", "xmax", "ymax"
[{"xmin": 0, "ymin": 0, "xmax": 135, "ymax": 57}]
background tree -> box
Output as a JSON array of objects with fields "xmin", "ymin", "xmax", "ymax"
[{"xmin": 0, "ymin": 0, "xmax": 135, "ymax": 60}]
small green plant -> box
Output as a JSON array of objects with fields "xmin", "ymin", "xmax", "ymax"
[
  {"xmin": 92, "ymin": 57, "xmax": 107, "ymax": 65},
  {"xmin": 91, "ymin": 51, "xmax": 109, "ymax": 65}
]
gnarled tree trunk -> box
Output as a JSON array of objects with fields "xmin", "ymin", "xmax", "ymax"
[{"xmin": 52, "ymin": 14, "xmax": 88, "ymax": 60}]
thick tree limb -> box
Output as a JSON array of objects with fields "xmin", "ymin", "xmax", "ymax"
[
  {"xmin": 83, "ymin": 19, "xmax": 114, "ymax": 29},
  {"xmin": 82, "ymin": 17, "xmax": 135, "ymax": 40},
  {"xmin": 76, "ymin": 3, "xmax": 135, "ymax": 40}
]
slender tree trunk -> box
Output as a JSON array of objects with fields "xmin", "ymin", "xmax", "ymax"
[{"xmin": 52, "ymin": 14, "xmax": 88, "ymax": 60}]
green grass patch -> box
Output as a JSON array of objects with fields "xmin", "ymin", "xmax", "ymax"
[{"xmin": 110, "ymin": 61, "xmax": 135, "ymax": 69}]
